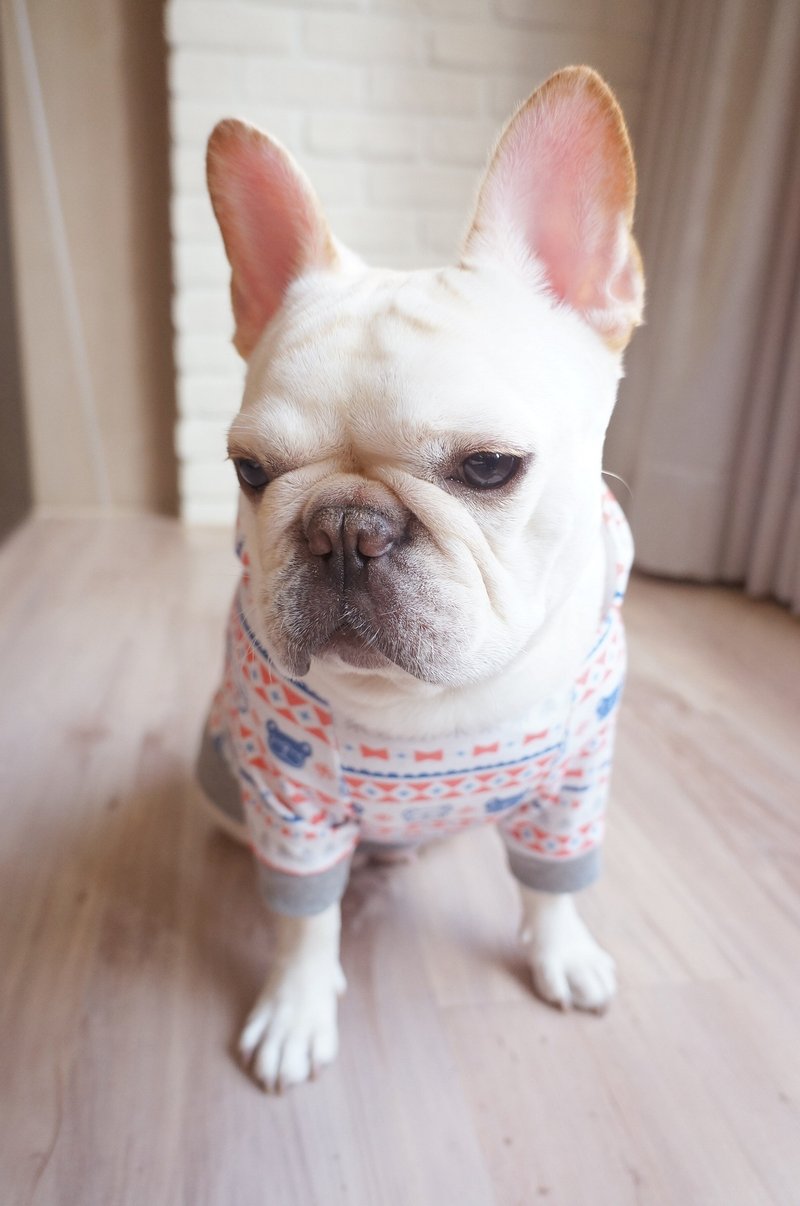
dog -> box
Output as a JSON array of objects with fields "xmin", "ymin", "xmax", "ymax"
[{"xmin": 196, "ymin": 65, "xmax": 644, "ymax": 1092}]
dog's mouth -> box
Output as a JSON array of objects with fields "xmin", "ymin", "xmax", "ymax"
[
  {"xmin": 281, "ymin": 602, "xmax": 427, "ymax": 680},
  {"xmin": 318, "ymin": 621, "xmax": 394, "ymax": 671}
]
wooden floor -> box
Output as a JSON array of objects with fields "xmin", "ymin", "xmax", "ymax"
[{"xmin": 1, "ymin": 513, "xmax": 799, "ymax": 1206}]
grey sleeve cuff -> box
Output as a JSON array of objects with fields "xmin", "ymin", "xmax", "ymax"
[
  {"xmin": 195, "ymin": 721, "xmax": 246, "ymax": 827},
  {"xmin": 256, "ymin": 856, "xmax": 353, "ymax": 916},
  {"xmin": 505, "ymin": 846, "xmax": 602, "ymax": 894}
]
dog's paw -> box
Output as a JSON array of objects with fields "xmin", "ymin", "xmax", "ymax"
[
  {"xmin": 528, "ymin": 931, "xmax": 617, "ymax": 1012},
  {"xmin": 238, "ymin": 960, "xmax": 346, "ymax": 1092},
  {"xmin": 520, "ymin": 891, "xmax": 616, "ymax": 1013}
]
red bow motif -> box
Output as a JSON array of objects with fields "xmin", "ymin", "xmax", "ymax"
[{"xmin": 360, "ymin": 745, "xmax": 389, "ymax": 760}]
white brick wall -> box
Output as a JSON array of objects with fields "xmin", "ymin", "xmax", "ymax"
[{"xmin": 167, "ymin": 0, "xmax": 657, "ymax": 525}]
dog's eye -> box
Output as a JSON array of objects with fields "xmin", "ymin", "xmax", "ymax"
[
  {"xmin": 234, "ymin": 458, "xmax": 270, "ymax": 491},
  {"xmin": 459, "ymin": 452, "xmax": 521, "ymax": 489}
]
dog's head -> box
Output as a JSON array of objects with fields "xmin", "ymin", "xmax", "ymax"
[{"xmin": 207, "ymin": 67, "xmax": 643, "ymax": 690}]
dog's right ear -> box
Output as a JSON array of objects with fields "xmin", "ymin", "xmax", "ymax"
[{"xmin": 207, "ymin": 120, "xmax": 337, "ymax": 359}]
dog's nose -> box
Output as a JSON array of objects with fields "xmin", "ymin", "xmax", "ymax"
[{"xmin": 306, "ymin": 505, "xmax": 405, "ymax": 583}]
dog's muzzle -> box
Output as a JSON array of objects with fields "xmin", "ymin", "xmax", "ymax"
[
  {"xmin": 265, "ymin": 492, "xmax": 419, "ymax": 675},
  {"xmin": 267, "ymin": 483, "xmax": 466, "ymax": 683}
]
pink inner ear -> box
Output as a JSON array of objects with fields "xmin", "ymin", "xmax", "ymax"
[
  {"xmin": 472, "ymin": 71, "xmax": 641, "ymax": 336},
  {"xmin": 208, "ymin": 123, "xmax": 335, "ymax": 357}
]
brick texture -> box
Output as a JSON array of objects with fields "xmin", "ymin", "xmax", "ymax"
[{"xmin": 167, "ymin": 0, "xmax": 656, "ymax": 524}]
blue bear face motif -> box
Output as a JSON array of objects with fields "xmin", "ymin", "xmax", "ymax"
[
  {"xmin": 266, "ymin": 720, "xmax": 312, "ymax": 768},
  {"xmin": 596, "ymin": 685, "xmax": 621, "ymax": 720},
  {"xmin": 485, "ymin": 791, "xmax": 526, "ymax": 814}
]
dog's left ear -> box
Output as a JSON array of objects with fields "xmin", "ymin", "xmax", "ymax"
[{"xmin": 463, "ymin": 66, "xmax": 644, "ymax": 351}]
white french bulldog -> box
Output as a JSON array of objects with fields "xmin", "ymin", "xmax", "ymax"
[{"xmin": 198, "ymin": 66, "xmax": 644, "ymax": 1092}]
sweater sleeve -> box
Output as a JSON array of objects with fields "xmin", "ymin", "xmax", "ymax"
[{"xmin": 209, "ymin": 588, "xmax": 359, "ymax": 914}]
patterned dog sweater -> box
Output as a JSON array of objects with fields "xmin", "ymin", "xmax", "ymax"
[{"xmin": 197, "ymin": 488, "xmax": 633, "ymax": 915}]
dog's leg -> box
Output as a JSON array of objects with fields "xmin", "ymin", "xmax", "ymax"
[
  {"xmin": 239, "ymin": 903, "xmax": 345, "ymax": 1091},
  {"xmin": 519, "ymin": 887, "xmax": 616, "ymax": 1012}
]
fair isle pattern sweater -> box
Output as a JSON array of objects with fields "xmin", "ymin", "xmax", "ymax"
[{"xmin": 197, "ymin": 489, "xmax": 633, "ymax": 915}]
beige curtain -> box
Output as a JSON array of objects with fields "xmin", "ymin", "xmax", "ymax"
[{"xmin": 606, "ymin": 0, "xmax": 800, "ymax": 612}]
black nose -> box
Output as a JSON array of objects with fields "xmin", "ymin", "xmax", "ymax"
[{"xmin": 306, "ymin": 505, "xmax": 405, "ymax": 585}]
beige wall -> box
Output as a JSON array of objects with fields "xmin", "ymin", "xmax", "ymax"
[{"xmin": 0, "ymin": 0, "xmax": 177, "ymax": 514}]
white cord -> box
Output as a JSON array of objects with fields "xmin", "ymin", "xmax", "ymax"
[{"xmin": 11, "ymin": 0, "xmax": 112, "ymax": 509}]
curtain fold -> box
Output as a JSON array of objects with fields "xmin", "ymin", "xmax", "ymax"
[{"xmin": 606, "ymin": 0, "xmax": 800, "ymax": 612}]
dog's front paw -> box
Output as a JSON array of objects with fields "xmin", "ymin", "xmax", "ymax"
[
  {"xmin": 520, "ymin": 889, "xmax": 616, "ymax": 1013},
  {"xmin": 528, "ymin": 930, "xmax": 617, "ymax": 1013},
  {"xmin": 238, "ymin": 960, "xmax": 346, "ymax": 1092}
]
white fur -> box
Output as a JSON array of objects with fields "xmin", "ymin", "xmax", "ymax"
[
  {"xmin": 239, "ymin": 905, "xmax": 345, "ymax": 1092},
  {"xmin": 207, "ymin": 69, "xmax": 641, "ymax": 1090},
  {"xmin": 519, "ymin": 887, "xmax": 617, "ymax": 1012},
  {"xmin": 234, "ymin": 259, "xmax": 620, "ymax": 736}
]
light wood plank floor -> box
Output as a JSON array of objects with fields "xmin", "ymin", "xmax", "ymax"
[{"xmin": 1, "ymin": 514, "xmax": 798, "ymax": 1206}]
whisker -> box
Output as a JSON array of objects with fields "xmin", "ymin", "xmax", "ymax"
[{"xmin": 601, "ymin": 469, "xmax": 632, "ymax": 500}]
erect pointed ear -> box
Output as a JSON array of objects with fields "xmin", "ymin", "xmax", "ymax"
[
  {"xmin": 207, "ymin": 119, "xmax": 338, "ymax": 358},
  {"xmin": 463, "ymin": 66, "xmax": 644, "ymax": 351}
]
